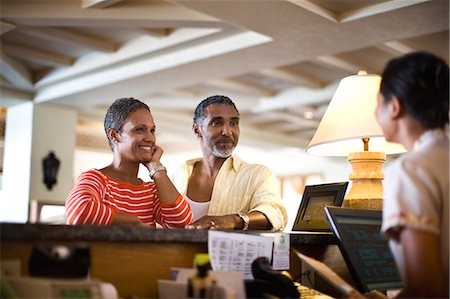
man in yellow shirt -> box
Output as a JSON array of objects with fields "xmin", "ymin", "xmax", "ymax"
[{"xmin": 173, "ymin": 95, "xmax": 287, "ymax": 231}]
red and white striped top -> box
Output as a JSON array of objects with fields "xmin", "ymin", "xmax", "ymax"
[{"xmin": 65, "ymin": 169, "xmax": 192, "ymax": 228}]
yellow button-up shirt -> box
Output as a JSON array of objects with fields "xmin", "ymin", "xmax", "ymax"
[{"xmin": 173, "ymin": 155, "xmax": 288, "ymax": 231}]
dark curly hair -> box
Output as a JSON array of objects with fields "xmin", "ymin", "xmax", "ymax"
[
  {"xmin": 380, "ymin": 51, "xmax": 449, "ymax": 129},
  {"xmin": 104, "ymin": 97, "xmax": 150, "ymax": 150},
  {"xmin": 193, "ymin": 95, "xmax": 239, "ymax": 125}
]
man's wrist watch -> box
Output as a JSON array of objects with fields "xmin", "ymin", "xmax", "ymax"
[
  {"xmin": 237, "ymin": 212, "xmax": 250, "ymax": 231},
  {"xmin": 149, "ymin": 165, "xmax": 167, "ymax": 179}
]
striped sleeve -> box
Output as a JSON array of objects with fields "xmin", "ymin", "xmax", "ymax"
[
  {"xmin": 65, "ymin": 170, "xmax": 114, "ymax": 225},
  {"xmin": 157, "ymin": 195, "xmax": 192, "ymax": 228}
]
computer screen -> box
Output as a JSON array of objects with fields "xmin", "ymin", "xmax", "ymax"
[{"xmin": 325, "ymin": 207, "xmax": 403, "ymax": 293}]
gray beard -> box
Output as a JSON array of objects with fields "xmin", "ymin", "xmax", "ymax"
[{"xmin": 212, "ymin": 145, "xmax": 234, "ymax": 158}]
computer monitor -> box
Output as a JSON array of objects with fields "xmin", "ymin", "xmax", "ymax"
[{"xmin": 325, "ymin": 207, "xmax": 403, "ymax": 293}]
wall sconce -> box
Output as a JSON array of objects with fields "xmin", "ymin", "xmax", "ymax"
[{"xmin": 42, "ymin": 151, "xmax": 60, "ymax": 191}]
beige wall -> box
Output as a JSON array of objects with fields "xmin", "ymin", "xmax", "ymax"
[{"xmin": 0, "ymin": 103, "xmax": 76, "ymax": 223}]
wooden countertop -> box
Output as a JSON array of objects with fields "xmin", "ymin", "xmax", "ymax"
[{"xmin": 0, "ymin": 223, "xmax": 336, "ymax": 244}]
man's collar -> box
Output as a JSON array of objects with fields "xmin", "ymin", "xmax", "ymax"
[
  {"xmin": 186, "ymin": 155, "xmax": 242, "ymax": 171},
  {"xmin": 186, "ymin": 157, "xmax": 202, "ymax": 166},
  {"xmin": 229, "ymin": 155, "xmax": 242, "ymax": 171}
]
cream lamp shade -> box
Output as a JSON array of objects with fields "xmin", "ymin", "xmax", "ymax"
[
  {"xmin": 306, "ymin": 71, "xmax": 406, "ymax": 210},
  {"xmin": 306, "ymin": 71, "xmax": 405, "ymax": 156}
]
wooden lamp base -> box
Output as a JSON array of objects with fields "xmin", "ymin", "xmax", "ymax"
[{"xmin": 342, "ymin": 151, "xmax": 386, "ymax": 210}]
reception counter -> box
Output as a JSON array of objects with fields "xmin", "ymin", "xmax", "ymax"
[{"xmin": 0, "ymin": 223, "xmax": 352, "ymax": 298}]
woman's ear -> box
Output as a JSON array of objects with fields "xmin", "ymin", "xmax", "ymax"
[
  {"xmin": 390, "ymin": 96, "xmax": 403, "ymax": 119},
  {"xmin": 107, "ymin": 128, "xmax": 118, "ymax": 144}
]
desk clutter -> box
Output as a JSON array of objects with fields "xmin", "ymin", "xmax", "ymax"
[
  {"xmin": 1, "ymin": 245, "xmax": 118, "ymax": 299},
  {"xmin": 1, "ymin": 229, "xmax": 366, "ymax": 299},
  {"xmin": 158, "ymin": 254, "xmax": 332, "ymax": 299},
  {"xmin": 156, "ymin": 231, "xmax": 335, "ymax": 299},
  {"xmin": 2, "ymin": 276, "xmax": 118, "ymax": 299}
]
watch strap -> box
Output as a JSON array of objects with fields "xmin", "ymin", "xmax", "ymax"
[
  {"xmin": 237, "ymin": 212, "xmax": 250, "ymax": 231},
  {"xmin": 149, "ymin": 165, "xmax": 167, "ymax": 179}
]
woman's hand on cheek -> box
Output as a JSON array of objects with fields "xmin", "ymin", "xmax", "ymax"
[
  {"xmin": 150, "ymin": 145, "xmax": 163, "ymax": 162},
  {"xmin": 143, "ymin": 145, "xmax": 164, "ymax": 171}
]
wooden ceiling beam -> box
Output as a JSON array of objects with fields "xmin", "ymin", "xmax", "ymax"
[
  {"xmin": 0, "ymin": 75, "xmax": 12, "ymax": 87},
  {"xmin": 241, "ymin": 124, "xmax": 310, "ymax": 149},
  {"xmin": 0, "ymin": 52, "xmax": 34, "ymax": 90},
  {"xmin": 244, "ymin": 109, "xmax": 319, "ymax": 129},
  {"xmin": 315, "ymin": 55, "xmax": 362, "ymax": 74},
  {"xmin": 154, "ymin": 109, "xmax": 310, "ymax": 149},
  {"xmin": 376, "ymin": 40, "xmax": 416, "ymax": 56},
  {"xmin": 270, "ymin": 122, "xmax": 314, "ymax": 134},
  {"xmin": 0, "ymin": 21, "xmax": 15, "ymax": 35},
  {"xmin": 3, "ymin": 44, "xmax": 75, "ymax": 67},
  {"xmin": 251, "ymin": 83, "xmax": 338, "ymax": 113},
  {"xmin": 0, "ymin": 86, "xmax": 34, "ymax": 108},
  {"xmin": 258, "ymin": 68, "xmax": 322, "ymax": 89},
  {"xmin": 287, "ymin": 0, "xmax": 429, "ymax": 23},
  {"xmin": 286, "ymin": 0, "xmax": 337, "ymax": 22},
  {"xmin": 82, "ymin": 0, "xmax": 124, "ymax": 9},
  {"xmin": 263, "ymin": 111, "xmax": 319, "ymax": 127},
  {"xmin": 288, "ymin": 104, "xmax": 327, "ymax": 121},
  {"xmin": 243, "ymin": 113, "xmax": 281, "ymax": 126},
  {"xmin": 16, "ymin": 26, "xmax": 117, "ymax": 53},
  {"xmin": 207, "ymin": 78, "xmax": 277, "ymax": 97},
  {"xmin": 1, "ymin": 1, "xmax": 221, "ymax": 29},
  {"xmin": 140, "ymin": 28, "xmax": 175, "ymax": 38},
  {"xmin": 339, "ymin": 0, "xmax": 429, "ymax": 23},
  {"xmin": 140, "ymin": 96, "xmax": 199, "ymax": 110}
]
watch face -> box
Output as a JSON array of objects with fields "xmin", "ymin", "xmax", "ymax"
[{"xmin": 149, "ymin": 165, "xmax": 166, "ymax": 178}]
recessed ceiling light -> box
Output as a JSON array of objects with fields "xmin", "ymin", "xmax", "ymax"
[{"xmin": 303, "ymin": 111, "xmax": 314, "ymax": 119}]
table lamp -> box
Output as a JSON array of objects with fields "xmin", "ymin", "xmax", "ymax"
[{"xmin": 306, "ymin": 71, "xmax": 405, "ymax": 210}]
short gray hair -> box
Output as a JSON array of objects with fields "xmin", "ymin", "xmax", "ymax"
[{"xmin": 104, "ymin": 97, "xmax": 150, "ymax": 150}]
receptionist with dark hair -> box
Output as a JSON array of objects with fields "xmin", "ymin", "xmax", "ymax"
[
  {"xmin": 65, "ymin": 97, "xmax": 192, "ymax": 227},
  {"xmin": 378, "ymin": 52, "xmax": 449, "ymax": 298},
  {"xmin": 351, "ymin": 52, "xmax": 449, "ymax": 298},
  {"xmin": 172, "ymin": 95, "xmax": 287, "ymax": 231}
]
